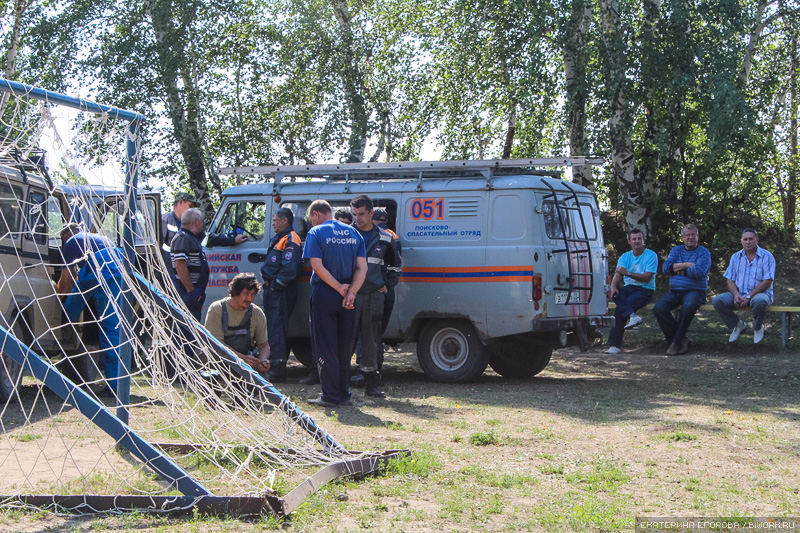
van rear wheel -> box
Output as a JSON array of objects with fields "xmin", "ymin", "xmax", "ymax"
[
  {"xmin": 289, "ymin": 338, "xmax": 313, "ymax": 368},
  {"xmin": 417, "ymin": 320, "xmax": 489, "ymax": 383},
  {"xmin": 488, "ymin": 342, "xmax": 552, "ymax": 379},
  {"xmin": 1, "ymin": 311, "xmax": 31, "ymax": 402},
  {"xmin": 0, "ymin": 353, "xmax": 23, "ymax": 402}
]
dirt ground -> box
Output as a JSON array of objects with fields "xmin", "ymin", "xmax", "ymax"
[{"xmin": 2, "ymin": 328, "xmax": 800, "ymax": 532}]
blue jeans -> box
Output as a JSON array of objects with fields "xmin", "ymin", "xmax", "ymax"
[
  {"xmin": 653, "ymin": 289, "xmax": 707, "ymax": 344},
  {"xmin": 64, "ymin": 276, "xmax": 123, "ymax": 392},
  {"xmin": 608, "ymin": 285, "xmax": 654, "ymax": 348},
  {"xmin": 712, "ymin": 292, "xmax": 770, "ymax": 330}
]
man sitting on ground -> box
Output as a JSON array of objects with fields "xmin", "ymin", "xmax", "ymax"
[
  {"xmin": 712, "ymin": 228, "xmax": 775, "ymax": 344},
  {"xmin": 204, "ymin": 273, "xmax": 271, "ymax": 374}
]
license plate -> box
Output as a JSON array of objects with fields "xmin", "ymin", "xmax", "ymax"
[{"xmin": 555, "ymin": 291, "xmax": 581, "ymax": 304}]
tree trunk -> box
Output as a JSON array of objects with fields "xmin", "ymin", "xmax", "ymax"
[
  {"xmin": 145, "ymin": 0, "xmax": 214, "ymax": 221},
  {"xmin": 4, "ymin": 0, "xmax": 28, "ymax": 79},
  {"xmin": 563, "ymin": 0, "xmax": 593, "ymax": 189},
  {"xmin": 599, "ymin": 0, "xmax": 655, "ymax": 237},
  {"xmin": 740, "ymin": 1, "xmax": 774, "ymax": 86},
  {"xmin": 331, "ymin": 0, "xmax": 368, "ymax": 163},
  {"xmin": 787, "ymin": 31, "xmax": 798, "ymax": 232}
]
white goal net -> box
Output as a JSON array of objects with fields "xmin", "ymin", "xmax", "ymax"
[{"xmin": 0, "ymin": 80, "xmax": 399, "ymax": 518}]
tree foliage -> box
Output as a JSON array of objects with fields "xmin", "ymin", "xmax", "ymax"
[{"xmin": 2, "ymin": 0, "xmax": 799, "ymax": 248}]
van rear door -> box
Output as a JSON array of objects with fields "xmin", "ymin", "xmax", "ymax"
[{"xmin": 536, "ymin": 182, "xmax": 605, "ymax": 319}]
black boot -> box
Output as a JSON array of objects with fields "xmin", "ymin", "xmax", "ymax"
[{"xmin": 364, "ymin": 371, "xmax": 386, "ymax": 398}]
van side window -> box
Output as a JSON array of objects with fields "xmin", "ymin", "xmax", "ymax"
[
  {"xmin": 543, "ymin": 201, "xmax": 570, "ymax": 239},
  {"xmin": 280, "ymin": 202, "xmax": 310, "ymax": 240},
  {"xmin": 212, "ymin": 200, "xmax": 266, "ymax": 243},
  {"xmin": 47, "ymin": 196, "xmax": 64, "ymax": 248},
  {"xmin": 26, "ymin": 189, "xmax": 48, "ymax": 245},
  {"xmin": 0, "ymin": 182, "xmax": 22, "ymax": 239},
  {"xmin": 100, "ymin": 198, "xmax": 159, "ymax": 247},
  {"xmin": 542, "ymin": 200, "xmax": 598, "ymax": 241}
]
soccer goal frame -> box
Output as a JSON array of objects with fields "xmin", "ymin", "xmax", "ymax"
[{"xmin": 0, "ymin": 79, "xmax": 408, "ymax": 517}]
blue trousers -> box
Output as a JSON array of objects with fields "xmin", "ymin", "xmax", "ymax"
[
  {"xmin": 712, "ymin": 292, "xmax": 770, "ymax": 330},
  {"xmin": 653, "ymin": 289, "xmax": 706, "ymax": 344},
  {"xmin": 608, "ymin": 285, "xmax": 653, "ymax": 348},
  {"xmin": 64, "ymin": 277, "xmax": 122, "ymax": 392},
  {"xmin": 263, "ymin": 283, "xmax": 297, "ymax": 378},
  {"xmin": 310, "ymin": 284, "xmax": 355, "ymax": 404}
]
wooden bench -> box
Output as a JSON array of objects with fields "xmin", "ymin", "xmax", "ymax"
[{"xmin": 607, "ymin": 303, "xmax": 799, "ymax": 348}]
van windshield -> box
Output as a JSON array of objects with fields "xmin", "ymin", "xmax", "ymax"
[{"xmin": 212, "ymin": 200, "xmax": 266, "ymax": 242}]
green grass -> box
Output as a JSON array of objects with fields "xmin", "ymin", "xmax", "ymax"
[
  {"xmin": 468, "ymin": 431, "xmax": 498, "ymax": 446},
  {"xmin": 382, "ymin": 450, "xmax": 441, "ymax": 478},
  {"xmin": 11, "ymin": 432, "xmax": 40, "ymax": 442},
  {"xmin": 565, "ymin": 459, "xmax": 630, "ymax": 493},
  {"xmin": 661, "ymin": 431, "xmax": 698, "ymax": 442}
]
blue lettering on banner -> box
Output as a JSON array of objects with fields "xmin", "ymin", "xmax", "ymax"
[
  {"xmin": 209, "ymin": 265, "xmax": 240, "ymax": 274},
  {"xmin": 206, "ymin": 253, "xmax": 242, "ymax": 262},
  {"xmin": 208, "ymin": 278, "xmax": 231, "ymax": 287}
]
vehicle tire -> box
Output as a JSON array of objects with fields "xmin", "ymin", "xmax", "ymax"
[
  {"xmin": 488, "ymin": 342, "xmax": 552, "ymax": 379},
  {"xmin": 0, "ymin": 311, "xmax": 31, "ymax": 403},
  {"xmin": 0, "ymin": 352, "xmax": 23, "ymax": 403},
  {"xmin": 416, "ymin": 319, "xmax": 489, "ymax": 383},
  {"xmin": 289, "ymin": 338, "xmax": 313, "ymax": 368}
]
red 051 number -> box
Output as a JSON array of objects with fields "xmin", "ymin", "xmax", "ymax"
[{"xmin": 410, "ymin": 198, "xmax": 444, "ymax": 220}]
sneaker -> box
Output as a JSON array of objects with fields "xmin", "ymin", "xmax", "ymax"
[
  {"xmin": 625, "ymin": 313, "xmax": 643, "ymax": 329},
  {"xmin": 605, "ymin": 346, "xmax": 621, "ymax": 354},
  {"xmin": 308, "ymin": 396, "xmax": 351, "ymax": 407},
  {"xmin": 729, "ymin": 320, "xmax": 747, "ymax": 343},
  {"xmin": 754, "ymin": 326, "xmax": 764, "ymax": 344}
]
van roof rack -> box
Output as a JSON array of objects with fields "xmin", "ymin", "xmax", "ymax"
[
  {"xmin": 220, "ymin": 157, "xmax": 604, "ymax": 192},
  {"xmin": 220, "ymin": 157, "xmax": 603, "ymax": 178}
]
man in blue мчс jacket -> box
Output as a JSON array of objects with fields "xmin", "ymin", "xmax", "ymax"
[
  {"xmin": 652, "ymin": 224, "xmax": 711, "ymax": 356},
  {"xmin": 260, "ymin": 207, "xmax": 303, "ymax": 383}
]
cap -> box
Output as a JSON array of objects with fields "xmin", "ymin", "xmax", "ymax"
[
  {"xmin": 175, "ymin": 192, "xmax": 200, "ymax": 207},
  {"xmin": 372, "ymin": 208, "xmax": 389, "ymax": 223}
]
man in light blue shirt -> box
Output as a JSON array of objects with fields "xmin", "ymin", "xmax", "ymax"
[
  {"xmin": 712, "ymin": 228, "xmax": 775, "ymax": 344},
  {"xmin": 606, "ymin": 229, "xmax": 658, "ymax": 354}
]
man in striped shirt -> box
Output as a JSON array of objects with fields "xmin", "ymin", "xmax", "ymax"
[
  {"xmin": 170, "ymin": 208, "xmax": 209, "ymax": 321},
  {"xmin": 712, "ymin": 228, "xmax": 775, "ymax": 344},
  {"xmin": 653, "ymin": 224, "xmax": 711, "ymax": 356}
]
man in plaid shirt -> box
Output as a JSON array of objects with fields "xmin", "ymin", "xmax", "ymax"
[{"xmin": 712, "ymin": 228, "xmax": 775, "ymax": 344}]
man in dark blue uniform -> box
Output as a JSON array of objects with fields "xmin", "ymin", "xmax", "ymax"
[
  {"xmin": 170, "ymin": 208, "xmax": 210, "ymax": 321},
  {"xmin": 260, "ymin": 207, "xmax": 303, "ymax": 383},
  {"xmin": 372, "ymin": 208, "xmax": 402, "ymax": 371},
  {"xmin": 57, "ymin": 224, "xmax": 125, "ymax": 396},
  {"xmin": 350, "ymin": 196, "xmax": 401, "ymax": 398},
  {"xmin": 303, "ymin": 200, "xmax": 367, "ymax": 407}
]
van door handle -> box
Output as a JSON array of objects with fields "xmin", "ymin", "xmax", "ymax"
[{"xmin": 248, "ymin": 253, "xmax": 267, "ymax": 263}]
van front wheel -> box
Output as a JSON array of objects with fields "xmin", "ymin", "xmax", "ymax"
[
  {"xmin": 489, "ymin": 343, "xmax": 552, "ymax": 379},
  {"xmin": 417, "ymin": 320, "xmax": 489, "ymax": 383}
]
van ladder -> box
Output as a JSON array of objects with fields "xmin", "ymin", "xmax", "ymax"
[{"xmin": 542, "ymin": 180, "xmax": 594, "ymax": 307}]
